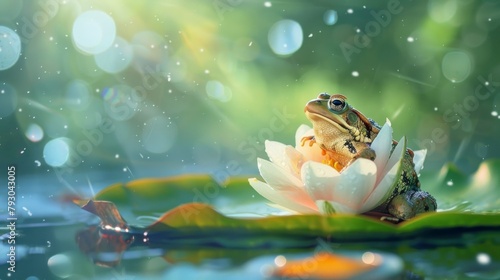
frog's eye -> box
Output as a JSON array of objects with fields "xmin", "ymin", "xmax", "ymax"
[
  {"xmin": 328, "ymin": 98, "xmax": 348, "ymax": 114},
  {"xmin": 318, "ymin": 92, "xmax": 330, "ymax": 100}
]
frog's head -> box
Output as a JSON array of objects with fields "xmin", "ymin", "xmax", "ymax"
[{"xmin": 304, "ymin": 93, "xmax": 380, "ymax": 162}]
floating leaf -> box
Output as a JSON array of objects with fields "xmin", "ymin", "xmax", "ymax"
[
  {"xmin": 87, "ymin": 175, "xmax": 264, "ymax": 224},
  {"xmin": 75, "ymin": 160, "xmax": 500, "ymax": 272},
  {"xmin": 80, "ymin": 200, "xmax": 128, "ymax": 229},
  {"xmin": 80, "ymin": 200, "xmax": 500, "ymax": 244}
]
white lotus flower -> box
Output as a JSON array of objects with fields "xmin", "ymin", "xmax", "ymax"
[{"xmin": 248, "ymin": 121, "xmax": 427, "ymax": 215}]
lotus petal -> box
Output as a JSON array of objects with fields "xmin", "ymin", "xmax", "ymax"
[
  {"xmin": 380, "ymin": 137, "xmax": 406, "ymax": 179},
  {"xmin": 257, "ymin": 158, "xmax": 317, "ymax": 210},
  {"xmin": 257, "ymin": 158, "xmax": 303, "ymax": 191},
  {"xmin": 295, "ymin": 139, "xmax": 325, "ymax": 163},
  {"xmin": 248, "ymin": 179, "xmax": 318, "ymax": 213},
  {"xmin": 315, "ymin": 200, "xmax": 357, "ymax": 214},
  {"xmin": 301, "ymin": 161, "xmax": 340, "ymax": 201},
  {"xmin": 330, "ymin": 159, "xmax": 377, "ymax": 210},
  {"xmin": 264, "ymin": 140, "xmax": 289, "ymax": 169},
  {"xmin": 362, "ymin": 139, "xmax": 406, "ymax": 212},
  {"xmin": 284, "ymin": 145, "xmax": 305, "ymax": 177},
  {"xmin": 370, "ymin": 122, "xmax": 393, "ymax": 177}
]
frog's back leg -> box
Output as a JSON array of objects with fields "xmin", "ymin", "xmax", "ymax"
[{"xmin": 387, "ymin": 190, "xmax": 437, "ymax": 220}]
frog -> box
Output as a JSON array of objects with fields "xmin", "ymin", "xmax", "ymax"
[{"xmin": 302, "ymin": 92, "xmax": 437, "ymax": 221}]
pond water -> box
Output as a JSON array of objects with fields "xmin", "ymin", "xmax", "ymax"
[{"xmin": 1, "ymin": 0, "xmax": 500, "ymax": 279}]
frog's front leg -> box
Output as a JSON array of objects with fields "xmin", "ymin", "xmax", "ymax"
[{"xmin": 387, "ymin": 190, "xmax": 437, "ymax": 220}]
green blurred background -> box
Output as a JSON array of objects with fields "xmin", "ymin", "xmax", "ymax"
[{"xmin": 1, "ymin": 0, "xmax": 499, "ymax": 189}]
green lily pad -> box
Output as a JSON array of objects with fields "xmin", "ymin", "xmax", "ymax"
[
  {"xmin": 76, "ymin": 160, "xmax": 500, "ymax": 277},
  {"xmin": 81, "ymin": 159, "xmax": 500, "ymax": 237},
  {"xmin": 145, "ymin": 203, "xmax": 500, "ymax": 242},
  {"xmin": 89, "ymin": 175, "xmax": 266, "ymax": 224}
]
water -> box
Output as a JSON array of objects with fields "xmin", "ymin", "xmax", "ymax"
[{"xmin": 1, "ymin": 1, "xmax": 500, "ymax": 279}]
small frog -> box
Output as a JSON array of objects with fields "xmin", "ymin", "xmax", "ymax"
[{"xmin": 303, "ymin": 93, "xmax": 436, "ymax": 220}]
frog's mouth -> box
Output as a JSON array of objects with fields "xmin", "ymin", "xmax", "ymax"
[{"xmin": 305, "ymin": 105, "xmax": 372, "ymax": 143}]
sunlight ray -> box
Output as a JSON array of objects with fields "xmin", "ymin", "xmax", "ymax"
[{"xmin": 389, "ymin": 73, "xmax": 437, "ymax": 88}]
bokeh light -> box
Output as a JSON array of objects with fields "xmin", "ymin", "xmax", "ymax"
[
  {"xmin": 428, "ymin": 0, "xmax": 457, "ymax": 23},
  {"xmin": 274, "ymin": 255, "xmax": 287, "ymax": 267},
  {"xmin": 43, "ymin": 138, "xmax": 70, "ymax": 167},
  {"xmin": 0, "ymin": 82, "xmax": 17, "ymax": 118},
  {"xmin": 442, "ymin": 51, "xmax": 472, "ymax": 83},
  {"xmin": 206, "ymin": 80, "xmax": 232, "ymax": 102},
  {"xmin": 0, "ymin": 26, "xmax": 21, "ymax": 71},
  {"xmin": 476, "ymin": 253, "xmax": 491, "ymax": 265},
  {"xmin": 47, "ymin": 254, "xmax": 74, "ymax": 278},
  {"xmin": 72, "ymin": 10, "xmax": 116, "ymax": 55},
  {"xmin": 142, "ymin": 116, "xmax": 177, "ymax": 154},
  {"xmin": 324, "ymin": 10, "xmax": 338, "ymax": 26},
  {"xmin": 268, "ymin": 19, "xmax": 303, "ymax": 56},
  {"xmin": 66, "ymin": 80, "xmax": 91, "ymax": 111},
  {"xmin": 25, "ymin": 123, "xmax": 44, "ymax": 142},
  {"xmin": 95, "ymin": 36, "xmax": 133, "ymax": 73},
  {"xmin": 461, "ymin": 26, "xmax": 487, "ymax": 48}
]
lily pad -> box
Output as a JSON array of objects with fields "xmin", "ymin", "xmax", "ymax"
[
  {"xmin": 74, "ymin": 160, "xmax": 500, "ymax": 278},
  {"xmin": 85, "ymin": 160, "xmax": 500, "ymax": 222},
  {"xmin": 75, "ymin": 160, "xmax": 500, "ymax": 244},
  {"xmin": 86, "ymin": 175, "xmax": 266, "ymax": 224}
]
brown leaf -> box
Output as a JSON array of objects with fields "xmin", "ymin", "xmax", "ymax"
[{"xmin": 80, "ymin": 200, "xmax": 128, "ymax": 229}]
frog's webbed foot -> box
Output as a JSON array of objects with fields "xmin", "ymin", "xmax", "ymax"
[
  {"xmin": 300, "ymin": 135, "xmax": 316, "ymax": 147},
  {"xmin": 387, "ymin": 190, "xmax": 437, "ymax": 220},
  {"xmin": 324, "ymin": 155, "xmax": 344, "ymax": 172}
]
